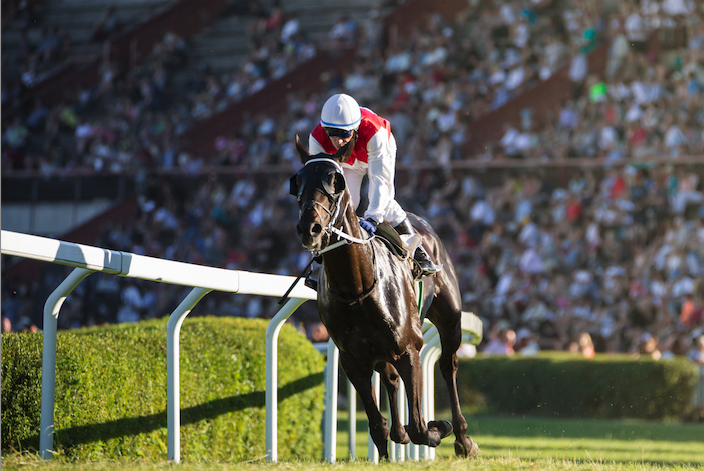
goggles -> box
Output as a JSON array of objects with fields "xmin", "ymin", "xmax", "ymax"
[{"xmin": 324, "ymin": 127, "xmax": 353, "ymax": 139}]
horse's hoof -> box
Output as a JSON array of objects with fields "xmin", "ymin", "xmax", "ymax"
[
  {"xmin": 454, "ymin": 436, "xmax": 479, "ymax": 458},
  {"xmin": 428, "ymin": 420, "xmax": 453, "ymax": 439},
  {"xmin": 427, "ymin": 420, "xmax": 453, "ymax": 447}
]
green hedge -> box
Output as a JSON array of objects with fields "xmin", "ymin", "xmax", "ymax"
[
  {"xmin": 1, "ymin": 316, "xmax": 325, "ymax": 461},
  {"xmin": 450, "ymin": 353, "xmax": 698, "ymax": 420}
]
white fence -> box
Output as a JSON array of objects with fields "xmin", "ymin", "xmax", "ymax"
[{"xmin": 1, "ymin": 229, "xmax": 482, "ymax": 463}]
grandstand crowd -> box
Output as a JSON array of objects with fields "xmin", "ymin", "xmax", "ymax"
[{"xmin": 2, "ymin": 0, "xmax": 704, "ymax": 364}]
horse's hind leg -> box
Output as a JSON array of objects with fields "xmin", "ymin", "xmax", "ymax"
[
  {"xmin": 340, "ymin": 351, "xmax": 389, "ymax": 459},
  {"xmin": 434, "ymin": 318, "xmax": 479, "ymax": 458},
  {"xmin": 376, "ymin": 362, "xmax": 411, "ymax": 445}
]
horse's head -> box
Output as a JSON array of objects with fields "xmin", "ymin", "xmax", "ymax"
[{"xmin": 289, "ymin": 136, "xmax": 354, "ymax": 252}]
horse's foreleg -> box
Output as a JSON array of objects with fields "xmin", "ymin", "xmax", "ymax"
[
  {"xmin": 394, "ymin": 351, "xmax": 451, "ymax": 447},
  {"xmin": 340, "ymin": 352, "xmax": 389, "ymax": 459},
  {"xmin": 376, "ymin": 362, "xmax": 411, "ymax": 445},
  {"xmin": 437, "ymin": 339, "xmax": 479, "ymax": 458}
]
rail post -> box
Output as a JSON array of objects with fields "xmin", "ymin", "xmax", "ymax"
[
  {"xmin": 323, "ymin": 339, "xmax": 340, "ymax": 462},
  {"xmin": 167, "ymin": 287, "xmax": 213, "ymax": 463},
  {"xmin": 265, "ymin": 297, "xmax": 309, "ymax": 462},
  {"xmin": 40, "ymin": 267, "xmax": 94, "ymax": 460}
]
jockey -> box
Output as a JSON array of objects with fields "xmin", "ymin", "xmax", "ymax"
[{"xmin": 309, "ymin": 93, "xmax": 438, "ymax": 278}]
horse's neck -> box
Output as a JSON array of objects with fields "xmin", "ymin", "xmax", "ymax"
[{"xmin": 322, "ymin": 202, "xmax": 375, "ymax": 296}]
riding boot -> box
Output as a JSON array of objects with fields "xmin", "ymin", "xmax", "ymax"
[{"xmin": 394, "ymin": 219, "xmax": 439, "ymax": 278}]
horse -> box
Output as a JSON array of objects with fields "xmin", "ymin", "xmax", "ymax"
[{"xmin": 289, "ymin": 136, "xmax": 479, "ymax": 460}]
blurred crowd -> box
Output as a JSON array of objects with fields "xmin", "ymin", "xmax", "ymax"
[
  {"xmin": 446, "ymin": 164, "xmax": 704, "ymax": 363},
  {"xmin": 2, "ymin": 0, "xmax": 704, "ymax": 365},
  {"xmin": 1, "ymin": 1, "xmax": 128, "ymax": 109},
  {"xmin": 1, "ymin": 0, "xmax": 72, "ymax": 95},
  {"xmin": 1, "ymin": 0, "xmax": 323, "ymax": 174}
]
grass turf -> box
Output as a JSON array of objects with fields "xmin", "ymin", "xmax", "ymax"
[
  {"xmin": 335, "ymin": 412, "xmax": 704, "ymax": 466},
  {"xmin": 3, "ymin": 414, "xmax": 702, "ymax": 470}
]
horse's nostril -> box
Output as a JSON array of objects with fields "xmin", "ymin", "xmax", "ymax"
[
  {"xmin": 296, "ymin": 224, "xmax": 303, "ymax": 236},
  {"xmin": 311, "ymin": 223, "xmax": 322, "ymax": 235}
]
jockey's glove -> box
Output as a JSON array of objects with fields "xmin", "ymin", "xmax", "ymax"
[{"xmin": 359, "ymin": 218, "xmax": 378, "ymax": 234}]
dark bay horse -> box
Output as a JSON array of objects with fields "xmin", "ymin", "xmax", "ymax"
[{"xmin": 289, "ymin": 137, "xmax": 479, "ymax": 460}]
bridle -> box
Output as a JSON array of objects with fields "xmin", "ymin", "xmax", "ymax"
[
  {"xmin": 292, "ymin": 157, "xmax": 374, "ymax": 256},
  {"xmin": 283, "ymin": 156, "xmax": 378, "ymax": 306}
]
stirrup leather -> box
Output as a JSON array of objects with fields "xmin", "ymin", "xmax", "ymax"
[{"xmin": 394, "ymin": 219, "xmax": 439, "ymax": 279}]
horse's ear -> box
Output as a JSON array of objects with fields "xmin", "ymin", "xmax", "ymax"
[
  {"xmin": 295, "ymin": 135, "xmax": 309, "ymax": 163},
  {"xmin": 334, "ymin": 134, "xmax": 356, "ymax": 163}
]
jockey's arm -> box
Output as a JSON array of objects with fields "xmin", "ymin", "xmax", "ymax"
[{"xmin": 365, "ymin": 129, "xmax": 396, "ymax": 224}]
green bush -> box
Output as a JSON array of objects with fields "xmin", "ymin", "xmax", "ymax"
[
  {"xmin": 449, "ymin": 353, "xmax": 698, "ymax": 420},
  {"xmin": 1, "ymin": 316, "xmax": 325, "ymax": 461}
]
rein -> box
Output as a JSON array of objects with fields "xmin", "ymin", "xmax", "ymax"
[
  {"xmin": 299, "ymin": 157, "xmax": 375, "ymax": 255},
  {"xmin": 315, "ymin": 205, "xmax": 375, "ymax": 257},
  {"xmin": 291, "ymin": 157, "xmax": 380, "ymax": 305},
  {"xmin": 318, "ymin": 193, "xmax": 379, "ymax": 306}
]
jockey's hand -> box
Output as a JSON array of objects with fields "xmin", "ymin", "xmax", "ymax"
[{"xmin": 360, "ymin": 218, "xmax": 378, "ymax": 234}]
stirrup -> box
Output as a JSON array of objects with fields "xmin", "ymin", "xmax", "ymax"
[{"xmin": 413, "ymin": 249, "xmax": 439, "ymax": 279}]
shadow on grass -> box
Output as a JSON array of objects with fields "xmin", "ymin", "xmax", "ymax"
[
  {"xmin": 460, "ymin": 414, "xmax": 704, "ymax": 442},
  {"xmin": 24, "ymin": 372, "xmax": 324, "ymax": 449}
]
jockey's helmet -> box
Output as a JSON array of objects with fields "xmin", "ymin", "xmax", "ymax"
[{"xmin": 320, "ymin": 94, "xmax": 361, "ymax": 131}]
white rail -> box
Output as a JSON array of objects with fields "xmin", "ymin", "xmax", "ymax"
[
  {"xmin": 0, "ymin": 230, "xmax": 315, "ymax": 462},
  {"xmin": 1, "ymin": 229, "xmax": 482, "ymax": 464}
]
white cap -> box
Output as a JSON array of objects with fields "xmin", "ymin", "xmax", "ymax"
[{"xmin": 320, "ymin": 93, "xmax": 361, "ymax": 131}]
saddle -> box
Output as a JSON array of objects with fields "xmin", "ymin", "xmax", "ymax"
[{"xmin": 373, "ymin": 221, "xmax": 410, "ymax": 260}]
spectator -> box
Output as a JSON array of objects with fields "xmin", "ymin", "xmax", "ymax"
[
  {"xmin": 328, "ymin": 14, "xmax": 357, "ymax": 48},
  {"xmin": 515, "ymin": 328, "xmax": 541, "ymax": 356},
  {"xmin": 570, "ymin": 332, "xmax": 595, "ymax": 358},
  {"xmin": 308, "ymin": 321, "xmax": 330, "ymax": 343},
  {"xmin": 91, "ymin": 6, "xmax": 122, "ymax": 42},
  {"xmin": 688, "ymin": 334, "xmax": 704, "ymax": 365},
  {"xmin": 482, "ymin": 326, "xmax": 516, "ymax": 356},
  {"xmin": 116, "ymin": 281, "xmax": 145, "ymax": 323},
  {"xmin": 637, "ymin": 333, "xmax": 663, "ymax": 360}
]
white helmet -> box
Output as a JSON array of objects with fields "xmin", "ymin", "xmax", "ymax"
[{"xmin": 320, "ymin": 94, "xmax": 361, "ymax": 131}]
